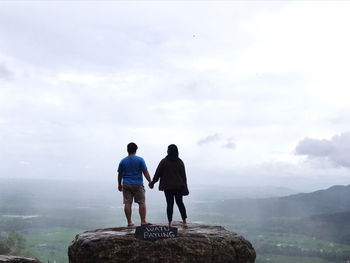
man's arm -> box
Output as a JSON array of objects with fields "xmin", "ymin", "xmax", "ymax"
[
  {"xmin": 118, "ymin": 172, "xmax": 123, "ymax": 191},
  {"xmin": 143, "ymin": 169, "xmax": 152, "ymax": 185}
]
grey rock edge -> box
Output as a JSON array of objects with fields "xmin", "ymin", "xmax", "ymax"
[
  {"xmin": 68, "ymin": 223, "xmax": 256, "ymax": 263},
  {"xmin": 0, "ymin": 255, "xmax": 41, "ymax": 263}
]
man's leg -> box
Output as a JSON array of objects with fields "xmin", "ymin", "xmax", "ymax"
[
  {"xmin": 124, "ymin": 203, "xmax": 133, "ymax": 226},
  {"xmin": 134, "ymin": 186, "xmax": 150, "ymax": 225},
  {"xmin": 139, "ymin": 203, "xmax": 148, "ymax": 225},
  {"xmin": 123, "ymin": 185, "xmax": 134, "ymax": 226}
]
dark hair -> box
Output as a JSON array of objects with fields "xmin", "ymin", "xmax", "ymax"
[
  {"xmin": 127, "ymin": 142, "xmax": 138, "ymax": 154},
  {"xmin": 166, "ymin": 144, "xmax": 179, "ymax": 161}
]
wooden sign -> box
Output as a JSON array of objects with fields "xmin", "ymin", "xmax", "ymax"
[{"xmin": 134, "ymin": 225, "xmax": 178, "ymax": 241}]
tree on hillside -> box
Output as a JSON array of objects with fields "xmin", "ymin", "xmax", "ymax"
[{"xmin": 0, "ymin": 232, "xmax": 29, "ymax": 256}]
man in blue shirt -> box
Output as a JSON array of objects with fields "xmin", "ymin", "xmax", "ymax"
[{"xmin": 118, "ymin": 142, "xmax": 152, "ymax": 226}]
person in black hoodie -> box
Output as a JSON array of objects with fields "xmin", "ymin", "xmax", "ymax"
[{"xmin": 149, "ymin": 144, "xmax": 189, "ymax": 227}]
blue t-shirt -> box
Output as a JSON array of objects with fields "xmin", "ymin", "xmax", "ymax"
[{"xmin": 118, "ymin": 156, "xmax": 147, "ymax": 186}]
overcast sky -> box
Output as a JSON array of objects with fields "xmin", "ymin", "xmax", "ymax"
[{"xmin": 1, "ymin": 1, "xmax": 349, "ymax": 191}]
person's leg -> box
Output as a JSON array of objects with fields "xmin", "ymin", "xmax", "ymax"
[
  {"xmin": 124, "ymin": 203, "xmax": 133, "ymax": 226},
  {"xmin": 175, "ymin": 193, "xmax": 187, "ymax": 225},
  {"xmin": 138, "ymin": 202, "xmax": 148, "ymax": 225},
  {"xmin": 122, "ymin": 184, "xmax": 134, "ymax": 226},
  {"xmin": 134, "ymin": 185, "xmax": 150, "ymax": 225},
  {"xmin": 165, "ymin": 191, "xmax": 175, "ymax": 226}
]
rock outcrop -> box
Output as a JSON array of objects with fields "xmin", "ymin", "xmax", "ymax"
[
  {"xmin": 68, "ymin": 223, "xmax": 256, "ymax": 263},
  {"xmin": 0, "ymin": 255, "xmax": 41, "ymax": 263}
]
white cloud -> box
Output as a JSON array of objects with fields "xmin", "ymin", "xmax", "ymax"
[
  {"xmin": 198, "ymin": 133, "xmax": 221, "ymax": 146},
  {"xmin": 0, "ymin": 63, "xmax": 12, "ymax": 80},
  {"xmin": 296, "ymin": 132, "xmax": 350, "ymax": 168},
  {"xmin": 223, "ymin": 140, "xmax": 236, "ymax": 150},
  {"xmin": 295, "ymin": 138, "xmax": 333, "ymax": 157}
]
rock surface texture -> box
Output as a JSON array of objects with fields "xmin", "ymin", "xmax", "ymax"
[
  {"xmin": 0, "ymin": 255, "xmax": 41, "ymax": 263},
  {"xmin": 68, "ymin": 223, "xmax": 256, "ymax": 263}
]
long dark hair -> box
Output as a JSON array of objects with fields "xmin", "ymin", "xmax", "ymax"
[{"xmin": 166, "ymin": 144, "xmax": 179, "ymax": 161}]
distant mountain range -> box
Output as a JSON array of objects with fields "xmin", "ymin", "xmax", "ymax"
[
  {"xmin": 206, "ymin": 184, "xmax": 350, "ymax": 218},
  {"xmin": 202, "ymin": 184, "xmax": 350, "ymax": 246}
]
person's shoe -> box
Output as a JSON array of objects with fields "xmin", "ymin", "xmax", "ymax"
[{"xmin": 141, "ymin": 222, "xmax": 152, "ymax": 226}]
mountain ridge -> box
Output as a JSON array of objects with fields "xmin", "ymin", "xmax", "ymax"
[{"xmin": 206, "ymin": 184, "xmax": 350, "ymax": 218}]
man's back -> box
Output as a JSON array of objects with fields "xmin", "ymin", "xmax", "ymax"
[{"xmin": 118, "ymin": 156, "xmax": 146, "ymax": 186}]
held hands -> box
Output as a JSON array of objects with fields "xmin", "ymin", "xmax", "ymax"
[{"xmin": 149, "ymin": 182, "xmax": 154, "ymax": 189}]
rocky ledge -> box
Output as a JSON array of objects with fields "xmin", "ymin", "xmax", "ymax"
[
  {"xmin": 0, "ymin": 255, "xmax": 41, "ymax": 263},
  {"xmin": 68, "ymin": 223, "xmax": 256, "ymax": 263}
]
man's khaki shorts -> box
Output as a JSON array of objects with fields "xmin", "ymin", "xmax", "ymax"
[{"xmin": 123, "ymin": 184, "xmax": 145, "ymax": 204}]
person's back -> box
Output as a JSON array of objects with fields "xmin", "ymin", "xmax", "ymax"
[
  {"xmin": 118, "ymin": 155, "xmax": 146, "ymax": 186},
  {"xmin": 154, "ymin": 158, "xmax": 187, "ymax": 191}
]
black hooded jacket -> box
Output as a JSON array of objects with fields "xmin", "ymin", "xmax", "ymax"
[{"xmin": 151, "ymin": 158, "xmax": 189, "ymax": 195}]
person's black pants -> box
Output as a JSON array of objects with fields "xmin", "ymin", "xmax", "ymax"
[{"xmin": 164, "ymin": 190, "xmax": 187, "ymax": 222}]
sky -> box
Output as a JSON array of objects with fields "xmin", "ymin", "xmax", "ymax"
[{"xmin": 0, "ymin": 1, "xmax": 350, "ymax": 191}]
